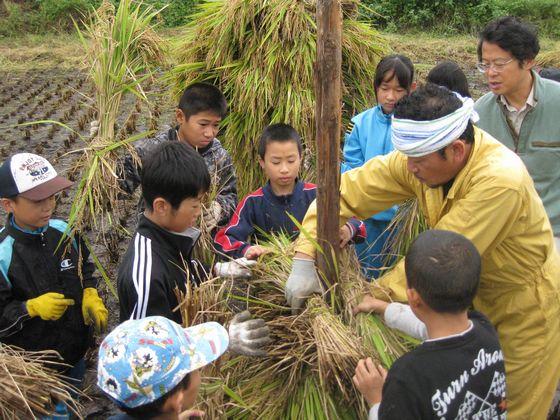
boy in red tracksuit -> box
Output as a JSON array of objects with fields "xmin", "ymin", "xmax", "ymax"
[{"xmin": 215, "ymin": 123, "xmax": 366, "ymax": 260}]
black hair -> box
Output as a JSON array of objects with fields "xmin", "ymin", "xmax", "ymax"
[
  {"xmin": 119, "ymin": 373, "xmax": 191, "ymax": 417},
  {"xmin": 178, "ymin": 82, "xmax": 228, "ymax": 119},
  {"xmin": 427, "ymin": 61, "xmax": 471, "ymax": 98},
  {"xmin": 477, "ymin": 16, "xmax": 539, "ymax": 65},
  {"xmin": 394, "ymin": 83, "xmax": 474, "ymax": 147},
  {"xmin": 374, "ymin": 54, "xmax": 415, "ymax": 95},
  {"xmin": 405, "ymin": 230, "xmax": 481, "ymax": 313},
  {"xmin": 141, "ymin": 141, "xmax": 210, "ymax": 211},
  {"xmin": 257, "ymin": 123, "xmax": 303, "ymax": 159}
]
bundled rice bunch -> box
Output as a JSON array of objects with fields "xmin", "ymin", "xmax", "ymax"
[
  {"xmin": 177, "ymin": 232, "xmax": 417, "ymax": 419},
  {"xmin": 68, "ymin": 0, "xmax": 165, "ymax": 236},
  {"xmin": 0, "ymin": 344, "xmax": 83, "ymax": 419},
  {"xmin": 169, "ymin": 0, "xmax": 388, "ymax": 195}
]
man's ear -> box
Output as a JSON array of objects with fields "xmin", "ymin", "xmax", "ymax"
[
  {"xmin": 258, "ymin": 157, "xmax": 265, "ymax": 170},
  {"xmin": 522, "ymin": 58, "xmax": 536, "ymax": 71},
  {"xmin": 410, "ymin": 81, "xmax": 417, "ymax": 92},
  {"xmin": 450, "ymin": 139, "xmax": 468, "ymax": 162}
]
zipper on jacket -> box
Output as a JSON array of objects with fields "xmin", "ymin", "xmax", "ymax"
[{"xmin": 40, "ymin": 232, "xmax": 46, "ymax": 247}]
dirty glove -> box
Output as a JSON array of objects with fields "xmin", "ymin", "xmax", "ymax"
[
  {"xmin": 228, "ymin": 310, "xmax": 271, "ymax": 357},
  {"xmin": 26, "ymin": 292, "xmax": 75, "ymax": 321},
  {"xmin": 82, "ymin": 288, "xmax": 108, "ymax": 333},
  {"xmin": 214, "ymin": 258, "xmax": 257, "ymax": 279},
  {"xmin": 203, "ymin": 201, "xmax": 222, "ymax": 232},
  {"xmin": 89, "ymin": 120, "xmax": 99, "ymax": 137},
  {"xmin": 285, "ymin": 258, "xmax": 323, "ymax": 312}
]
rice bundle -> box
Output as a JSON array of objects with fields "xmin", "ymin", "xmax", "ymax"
[
  {"xmin": 0, "ymin": 344, "xmax": 83, "ymax": 419},
  {"xmin": 68, "ymin": 0, "xmax": 165, "ymax": 237},
  {"xmin": 169, "ymin": 0, "xmax": 388, "ymax": 196},
  {"xmin": 175, "ymin": 232, "xmax": 418, "ymax": 419}
]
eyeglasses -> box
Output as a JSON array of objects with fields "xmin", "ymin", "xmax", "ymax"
[{"xmin": 476, "ymin": 58, "xmax": 514, "ymax": 73}]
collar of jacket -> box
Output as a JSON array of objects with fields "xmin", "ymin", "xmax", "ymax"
[
  {"xmin": 136, "ymin": 214, "xmax": 200, "ymax": 256},
  {"xmin": 374, "ymin": 104, "xmax": 393, "ymax": 124},
  {"xmin": 4, "ymin": 214, "xmax": 49, "ymax": 243},
  {"xmin": 170, "ymin": 126, "xmax": 215, "ymax": 155},
  {"xmin": 262, "ymin": 179, "xmax": 304, "ymax": 205}
]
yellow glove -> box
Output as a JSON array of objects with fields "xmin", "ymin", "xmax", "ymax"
[
  {"xmin": 82, "ymin": 288, "xmax": 108, "ymax": 333},
  {"xmin": 26, "ymin": 293, "xmax": 75, "ymax": 321}
]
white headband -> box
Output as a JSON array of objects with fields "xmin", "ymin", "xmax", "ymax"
[{"xmin": 391, "ymin": 93, "xmax": 479, "ymax": 157}]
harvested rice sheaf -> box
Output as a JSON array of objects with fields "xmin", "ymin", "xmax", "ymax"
[
  {"xmin": 0, "ymin": 345, "xmax": 83, "ymax": 419},
  {"xmin": 176, "ymin": 232, "xmax": 419, "ymax": 419}
]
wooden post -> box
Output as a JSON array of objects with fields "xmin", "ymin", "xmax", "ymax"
[{"xmin": 315, "ymin": 0, "xmax": 342, "ymax": 287}]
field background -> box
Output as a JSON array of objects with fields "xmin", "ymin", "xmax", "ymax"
[{"xmin": 1, "ymin": 0, "xmax": 559, "ymax": 417}]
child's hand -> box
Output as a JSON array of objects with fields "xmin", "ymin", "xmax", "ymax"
[
  {"xmin": 353, "ymin": 357, "xmax": 387, "ymax": 407},
  {"xmin": 353, "ymin": 295, "xmax": 389, "ymax": 316},
  {"xmin": 339, "ymin": 224, "xmax": 353, "ymax": 248},
  {"xmin": 179, "ymin": 409, "xmax": 204, "ymax": 419},
  {"xmin": 244, "ymin": 245, "xmax": 269, "ymax": 260}
]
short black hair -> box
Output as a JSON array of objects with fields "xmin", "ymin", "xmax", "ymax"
[
  {"xmin": 477, "ymin": 16, "xmax": 539, "ymax": 64},
  {"xmin": 257, "ymin": 123, "xmax": 302, "ymax": 159},
  {"xmin": 405, "ymin": 230, "xmax": 481, "ymax": 313},
  {"xmin": 119, "ymin": 373, "xmax": 191, "ymax": 417},
  {"xmin": 374, "ymin": 54, "xmax": 415, "ymax": 95},
  {"xmin": 427, "ymin": 61, "xmax": 471, "ymax": 98},
  {"xmin": 141, "ymin": 141, "xmax": 210, "ymax": 211},
  {"xmin": 394, "ymin": 83, "xmax": 474, "ymax": 144},
  {"xmin": 178, "ymin": 82, "xmax": 227, "ymax": 119}
]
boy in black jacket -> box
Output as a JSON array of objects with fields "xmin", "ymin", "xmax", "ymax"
[
  {"xmin": 0, "ymin": 153, "xmax": 108, "ymax": 405},
  {"xmin": 214, "ymin": 123, "xmax": 365, "ymax": 260},
  {"xmin": 353, "ymin": 230, "xmax": 507, "ymax": 419},
  {"xmin": 118, "ymin": 142, "xmax": 253, "ymax": 323}
]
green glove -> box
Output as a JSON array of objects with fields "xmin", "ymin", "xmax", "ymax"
[
  {"xmin": 82, "ymin": 288, "xmax": 108, "ymax": 333},
  {"xmin": 26, "ymin": 292, "xmax": 75, "ymax": 321}
]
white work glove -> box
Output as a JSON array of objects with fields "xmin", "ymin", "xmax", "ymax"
[
  {"xmin": 214, "ymin": 257, "xmax": 257, "ymax": 278},
  {"xmin": 228, "ymin": 310, "xmax": 271, "ymax": 357},
  {"xmin": 89, "ymin": 120, "xmax": 99, "ymax": 137},
  {"xmin": 203, "ymin": 201, "xmax": 222, "ymax": 232},
  {"xmin": 285, "ymin": 258, "xmax": 323, "ymax": 312}
]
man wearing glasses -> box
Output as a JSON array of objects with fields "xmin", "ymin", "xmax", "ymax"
[{"xmin": 475, "ymin": 16, "xmax": 560, "ymax": 254}]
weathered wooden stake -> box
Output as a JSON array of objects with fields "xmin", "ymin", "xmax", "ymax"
[{"xmin": 315, "ymin": 0, "xmax": 342, "ymax": 286}]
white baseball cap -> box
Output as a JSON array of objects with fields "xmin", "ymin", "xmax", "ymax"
[{"xmin": 0, "ymin": 153, "xmax": 73, "ymax": 201}]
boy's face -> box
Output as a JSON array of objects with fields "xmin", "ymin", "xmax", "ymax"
[
  {"xmin": 259, "ymin": 140, "xmax": 301, "ymax": 192},
  {"xmin": 154, "ymin": 194, "xmax": 203, "ymax": 233},
  {"xmin": 180, "ymin": 370, "xmax": 202, "ymax": 411},
  {"xmin": 1, "ymin": 195, "xmax": 56, "ymax": 231},
  {"xmin": 176, "ymin": 110, "xmax": 222, "ymax": 149}
]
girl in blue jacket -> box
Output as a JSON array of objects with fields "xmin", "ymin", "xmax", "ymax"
[{"xmin": 342, "ymin": 55, "xmax": 415, "ymax": 278}]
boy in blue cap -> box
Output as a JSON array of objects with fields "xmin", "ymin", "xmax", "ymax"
[{"xmin": 99, "ymin": 313, "xmax": 268, "ymax": 419}]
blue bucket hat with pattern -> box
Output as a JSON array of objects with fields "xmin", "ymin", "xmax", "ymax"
[{"xmin": 97, "ymin": 316, "xmax": 229, "ymax": 408}]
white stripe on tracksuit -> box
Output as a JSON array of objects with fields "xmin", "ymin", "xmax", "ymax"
[{"xmin": 130, "ymin": 233, "xmax": 152, "ymax": 320}]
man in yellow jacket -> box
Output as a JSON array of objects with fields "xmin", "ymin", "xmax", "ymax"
[{"xmin": 286, "ymin": 84, "xmax": 560, "ymax": 419}]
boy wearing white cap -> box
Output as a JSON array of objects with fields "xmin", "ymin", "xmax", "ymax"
[
  {"xmin": 286, "ymin": 84, "xmax": 560, "ymax": 418},
  {"xmin": 0, "ymin": 153, "xmax": 108, "ymax": 399}
]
